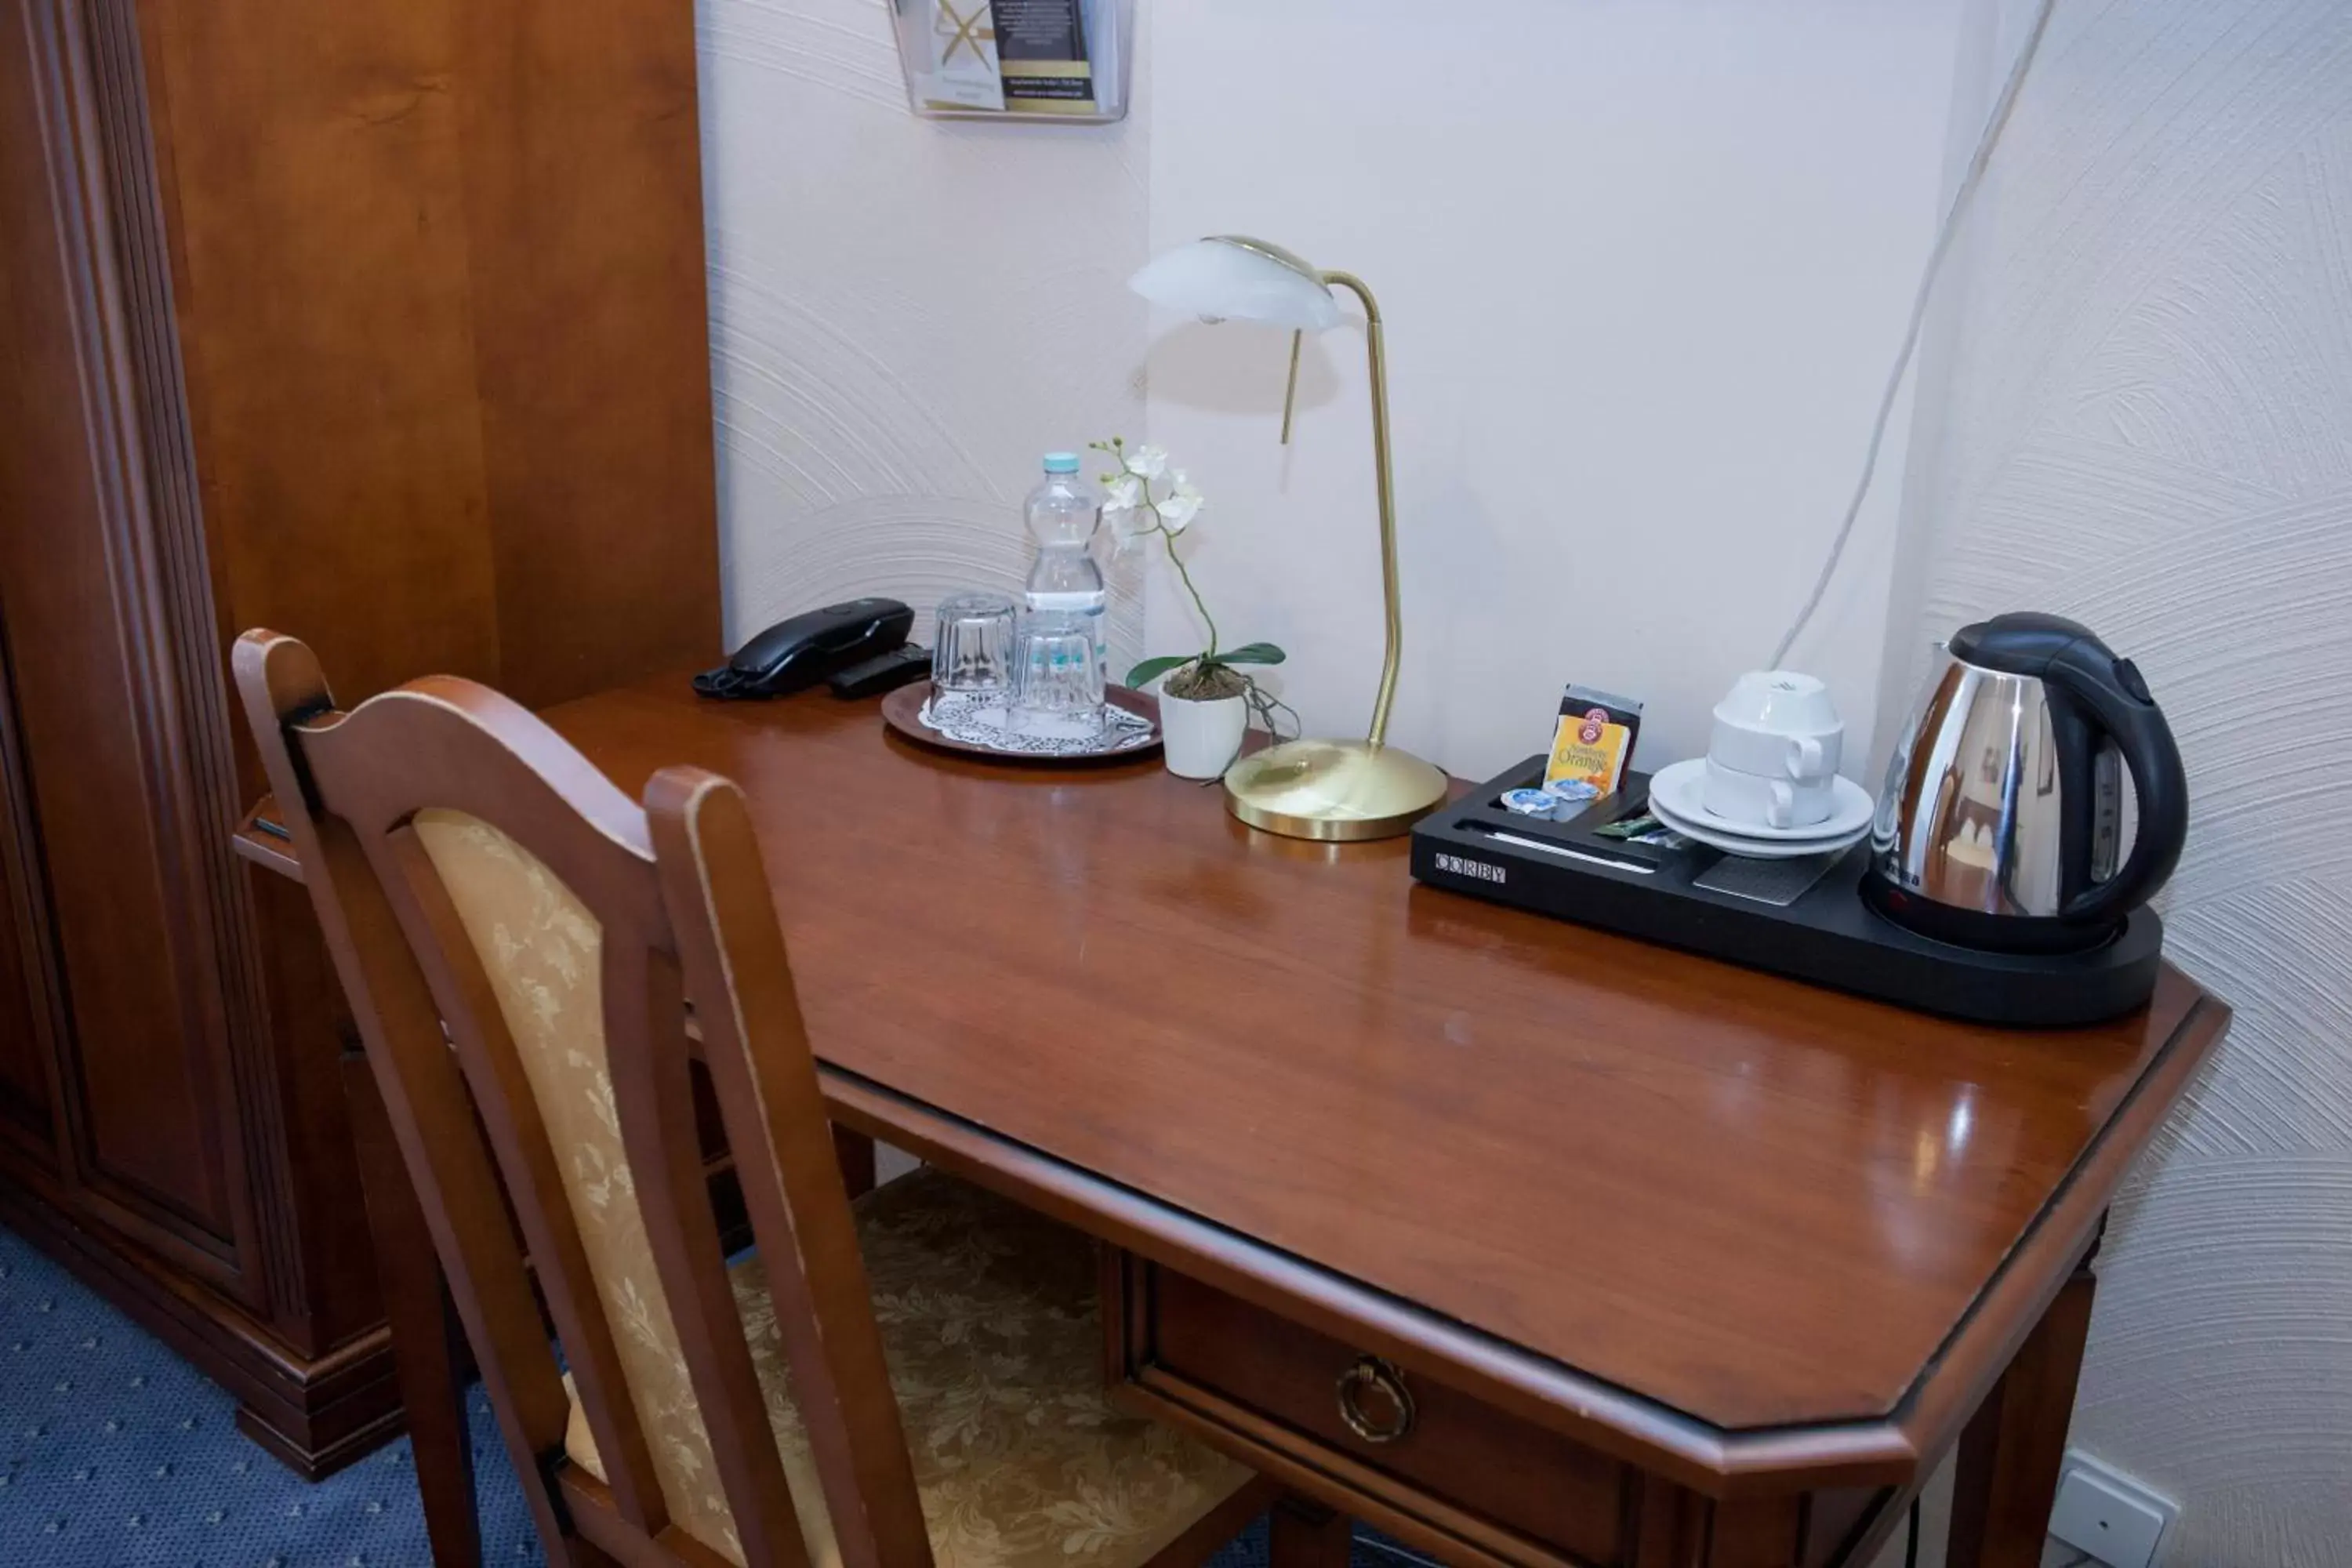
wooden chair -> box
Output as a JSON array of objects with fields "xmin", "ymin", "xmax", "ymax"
[{"xmin": 231, "ymin": 630, "xmax": 1316, "ymax": 1568}]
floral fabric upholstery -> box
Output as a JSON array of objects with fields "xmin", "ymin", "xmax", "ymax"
[
  {"xmin": 412, "ymin": 811, "xmax": 1250, "ymax": 1568},
  {"xmin": 568, "ymin": 1167, "xmax": 1254, "ymax": 1568}
]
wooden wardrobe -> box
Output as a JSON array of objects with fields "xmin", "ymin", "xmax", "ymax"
[{"xmin": 0, "ymin": 0, "xmax": 720, "ymax": 1473}]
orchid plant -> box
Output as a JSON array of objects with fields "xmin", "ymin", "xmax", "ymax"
[{"xmin": 1091, "ymin": 437, "xmax": 1292, "ymax": 734}]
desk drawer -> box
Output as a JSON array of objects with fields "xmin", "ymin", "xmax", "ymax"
[{"xmin": 1106, "ymin": 1255, "xmax": 1630, "ymax": 1567}]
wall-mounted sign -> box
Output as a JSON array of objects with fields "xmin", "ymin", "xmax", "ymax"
[{"xmin": 895, "ymin": 0, "xmax": 1129, "ymax": 123}]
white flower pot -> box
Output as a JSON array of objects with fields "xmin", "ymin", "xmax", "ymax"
[{"xmin": 1157, "ymin": 688, "xmax": 1248, "ymax": 779}]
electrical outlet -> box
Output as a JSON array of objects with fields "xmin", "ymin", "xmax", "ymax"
[{"xmin": 2048, "ymin": 1450, "xmax": 2176, "ymax": 1568}]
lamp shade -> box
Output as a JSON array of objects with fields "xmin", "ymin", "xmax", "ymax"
[{"xmin": 1128, "ymin": 236, "xmax": 1342, "ymax": 331}]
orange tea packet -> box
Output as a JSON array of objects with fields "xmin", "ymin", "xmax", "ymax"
[{"xmin": 1542, "ymin": 684, "xmax": 1643, "ymax": 796}]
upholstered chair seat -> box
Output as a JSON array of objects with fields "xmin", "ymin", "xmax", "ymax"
[{"xmin": 566, "ymin": 1167, "xmax": 1251, "ymax": 1568}]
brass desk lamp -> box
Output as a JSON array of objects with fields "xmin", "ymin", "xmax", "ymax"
[{"xmin": 1129, "ymin": 235, "xmax": 1447, "ymax": 841}]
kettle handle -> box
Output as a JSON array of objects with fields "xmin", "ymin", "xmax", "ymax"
[{"xmin": 2043, "ymin": 643, "xmax": 2189, "ymax": 927}]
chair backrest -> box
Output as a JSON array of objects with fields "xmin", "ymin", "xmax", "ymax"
[{"xmin": 231, "ymin": 630, "xmax": 932, "ymax": 1568}]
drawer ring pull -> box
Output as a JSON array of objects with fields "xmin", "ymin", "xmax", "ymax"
[{"xmin": 1335, "ymin": 1355, "xmax": 1416, "ymax": 1444}]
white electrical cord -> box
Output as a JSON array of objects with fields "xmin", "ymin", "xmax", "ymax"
[{"xmin": 1768, "ymin": 0, "xmax": 2060, "ymax": 670}]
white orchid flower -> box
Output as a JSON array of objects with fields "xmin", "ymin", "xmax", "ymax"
[
  {"xmin": 1157, "ymin": 470, "xmax": 1204, "ymax": 532},
  {"xmin": 1124, "ymin": 445, "xmax": 1170, "ymax": 481},
  {"xmin": 1100, "ymin": 473, "xmax": 1149, "ymax": 543},
  {"xmin": 1100, "ymin": 471, "xmax": 1142, "ymax": 516}
]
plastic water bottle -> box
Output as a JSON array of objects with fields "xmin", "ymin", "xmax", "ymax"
[{"xmin": 1023, "ymin": 453, "xmax": 1106, "ymax": 658}]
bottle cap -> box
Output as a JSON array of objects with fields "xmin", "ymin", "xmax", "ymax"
[{"xmin": 1042, "ymin": 452, "xmax": 1080, "ymax": 474}]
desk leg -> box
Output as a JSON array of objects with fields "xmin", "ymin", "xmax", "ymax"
[
  {"xmin": 1947, "ymin": 1240, "xmax": 2099, "ymax": 1568},
  {"xmin": 348, "ymin": 1048, "xmax": 482, "ymax": 1567},
  {"xmin": 833, "ymin": 1123, "xmax": 878, "ymax": 1200},
  {"xmin": 1269, "ymin": 1497, "xmax": 1352, "ymax": 1568}
]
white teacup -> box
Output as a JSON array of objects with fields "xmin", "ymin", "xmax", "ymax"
[
  {"xmin": 1709, "ymin": 670, "xmax": 1842, "ymax": 783},
  {"xmin": 1702, "ymin": 757, "xmax": 1836, "ymax": 829}
]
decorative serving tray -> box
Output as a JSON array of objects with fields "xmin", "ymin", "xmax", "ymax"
[{"xmin": 880, "ymin": 683, "xmax": 1161, "ymax": 763}]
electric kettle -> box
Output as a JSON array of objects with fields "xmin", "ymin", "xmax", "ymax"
[{"xmin": 1862, "ymin": 612, "xmax": 2187, "ymax": 953}]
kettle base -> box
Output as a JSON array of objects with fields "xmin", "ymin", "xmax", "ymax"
[
  {"xmin": 1858, "ymin": 870, "xmax": 2124, "ymax": 956},
  {"xmin": 1412, "ymin": 760, "xmax": 2167, "ymax": 1028}
]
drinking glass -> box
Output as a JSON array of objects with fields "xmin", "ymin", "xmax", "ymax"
[
  {"xmin": 931, "ymin": 591, "xmax": 1016, "ymax": 692},
  {"xmin": 1010, "ymin": 608, "xmax": 1105, "ymax": 724}
]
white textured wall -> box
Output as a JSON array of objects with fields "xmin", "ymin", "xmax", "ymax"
[
  {"xmin": 697, "ymin": 0, "xmax": 1148, "ymax": 668},
  {"xmin": 1142, "ymin": 0, "xmax": 1970, "ymax": 775},
  {"xmin": 1886, "ymin": 2, "xmax": 2352, "ymax": 1562}
]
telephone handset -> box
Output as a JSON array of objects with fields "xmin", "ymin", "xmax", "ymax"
[{"xmin": 692, "ymin": 598, "xmax": 914, "ymax": 700}]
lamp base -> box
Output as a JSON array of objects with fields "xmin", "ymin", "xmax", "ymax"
[{"xmin": 1222, "ymin": 736, "xmax": 1448, "ymax": 842}]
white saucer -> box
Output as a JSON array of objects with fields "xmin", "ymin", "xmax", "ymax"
[
  {"xmin": 1648, "ymin": 758, "xmax": 1874, "ymax": 842},
  {"xmin": 1648, "ymin": 794, "xmax": 1868, "ymax": 860}
]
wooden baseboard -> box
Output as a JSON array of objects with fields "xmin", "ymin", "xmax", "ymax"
[
  {"xmin": 0, "ymin": 1174, "xmax": 403, "ymax": 1478},
  {"xmin": 237, "ymin": 1391, "xmax": 408, "ymax": 1481}
]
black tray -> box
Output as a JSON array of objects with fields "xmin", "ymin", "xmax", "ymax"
[{"xmin": 1409, "ymin": 759, "xmax": 2162, "ymax": 1027}]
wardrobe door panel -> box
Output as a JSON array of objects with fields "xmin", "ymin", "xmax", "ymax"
[
  {"xmin": 0, "ymin": 0, "xmax": 260, "ymax": 1291},
  {"xmin": 0, "ymin": 793, "xmax": 56, "ymax": 1155},
  {"xmin": 0, "ymin": 56, "xmax": 60, "ymax": 1160}
]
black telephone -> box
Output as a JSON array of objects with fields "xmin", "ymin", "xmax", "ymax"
[{"xmin": 693, "ymin": 597, "xmax": 914, "ymax": 700}]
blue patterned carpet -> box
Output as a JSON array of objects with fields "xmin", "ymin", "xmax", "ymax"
[{"xmin": 0, "ymin": 1224, "xmax": 1388, "ymax": 1568}]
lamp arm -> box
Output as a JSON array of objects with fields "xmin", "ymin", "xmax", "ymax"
[{"xmin": 1315, "ymin": 270, "xmax": 1402, "ymax": 750}]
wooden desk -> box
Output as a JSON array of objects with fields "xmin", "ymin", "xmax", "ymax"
[{"xmin": 252, "ymin": 677, "xmax": 2227, "ymax": 1568}]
